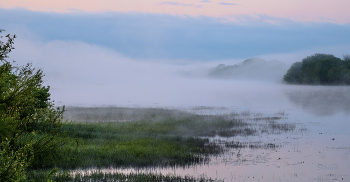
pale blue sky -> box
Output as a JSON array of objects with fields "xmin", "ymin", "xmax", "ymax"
[{"xmin": 2, "ymin": 8, "xmax": 350, "ymax": 61}]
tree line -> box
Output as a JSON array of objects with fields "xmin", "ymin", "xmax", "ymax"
[{"xmin": 284, "ymin": 53, "xmax": 350, "ymax": 85}]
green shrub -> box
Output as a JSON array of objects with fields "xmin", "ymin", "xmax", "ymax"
[{"xmin": 1, "ymin": 29, "xmax": 70, "ymax": 180}]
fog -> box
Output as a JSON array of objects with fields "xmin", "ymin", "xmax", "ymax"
[
  {"xmin": 285, "ymin": 86, "xmax": 350, "ymax": 116},
  {"xmin": 8, "ymin": 38, "xmax": 350, "ymax": 118},
  {"xmin": 180, "ymin": 58, "xmax": 289, "ymax": 82},
  {"xmin": 6, "ymin": 38, "xmax": 274, "ymax": 106}
]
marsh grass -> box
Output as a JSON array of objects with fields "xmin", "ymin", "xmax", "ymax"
[
  {"xmin": 27, "ymin": 107, "xmax": 298, "ymax": 181},
  {"xmin": 224, "ymin": 141, "xmax": 282, "ymax": 149},
  {"xmin": 261, "ymin": 120, "xmax": 296, "ymax": 134},
  {"xmin": 49, "ymin": 123, "xmax": 208, "ymax": 169},
  {"xmin": 46, "ymin": 110, "xmax": 248, "ymax": 169},
  {"xmin": 26, "ymin": 169, "xmax": 222, "ymax": 182},
  {"xmin": 63, "ymin": 107, "xmax": 192, "ymax": 122}
]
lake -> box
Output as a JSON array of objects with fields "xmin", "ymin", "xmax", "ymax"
[{"xmin": 59, "ymin": 81, "xmax": 350, "ymax": 181}]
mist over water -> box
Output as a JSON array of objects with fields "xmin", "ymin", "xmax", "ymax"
[
  {"xmin": 10, "ymin": 37, "xmax": 350, "ymax": 117},
  {"xmin": 10, "ymin": 37, "xmax": 350, "ymax": 181},
  {"xmin": 285, "ymin": 86, "xmax": 350, "ymax": 116},
  {"xmin": 180, "ymin": 58, "xmax": 289, "ymax": 83}
]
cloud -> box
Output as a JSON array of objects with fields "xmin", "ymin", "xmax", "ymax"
[
  {"xmin": 200, "ymin": 0, "xmax": 211, "ymax": 2},
  {"xmin": 219, "ymin": 2, "xmax": 238, "ymax": 5},
  {"xmin": 158, "ymin": 2, "xmax": 202, "ymax": 8},
  {"xmin": 1, "ymin": 8, "xmax": 350, "ymax": 61}
]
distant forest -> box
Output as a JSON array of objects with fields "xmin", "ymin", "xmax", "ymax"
[{"xmin": 284, "ymin": 54, "xmax": 350, "ymax": 85}]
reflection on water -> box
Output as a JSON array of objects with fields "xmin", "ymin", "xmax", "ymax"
[
  {"xmin": 72, "ymin": 132, "xmax": 350, "ymax": 181},
  {"xmin": 284, "ymin": 86, "xmax": 350, "ymax": 116}
]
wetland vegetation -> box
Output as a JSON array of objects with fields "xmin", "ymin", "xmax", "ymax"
[
  {"xmin": 23, "ymin": 106, "xmax": 295, "ymax": 181},
  {"xmin": 56, "ymin": 110, "xmax": 248, "ymax": 169}
]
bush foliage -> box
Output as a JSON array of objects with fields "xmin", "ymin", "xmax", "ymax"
[{"xmin": 0, "ymin": 29, "xmax": 67, "ymax": 181}]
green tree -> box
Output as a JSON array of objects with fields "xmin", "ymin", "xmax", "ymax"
[
  {"xmin": 0, "ymin": 29, "xmax": 66, "ymax": 181},
  {"xmin": 283, "ymin": 61, "xmax": 302, "ymax": 83},
  {"xmin": 284, "ymin": 53, "xmax": 349, "ymax": 85}
]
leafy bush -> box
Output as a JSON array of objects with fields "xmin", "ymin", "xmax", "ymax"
[{"xmin": 0, "ymin": 29, "xmax": 68, "ymax": 181}]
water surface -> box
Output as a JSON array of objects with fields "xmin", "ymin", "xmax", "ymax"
[{"xmin": 63, "ymin": 83, "xmax": 350, "ymax": 181}]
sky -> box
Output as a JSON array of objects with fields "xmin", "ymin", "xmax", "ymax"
[
  {"xmin": 1, "ymin": 0, "xmax": 350, "ymax": 106},
  {"xmin": 1, "ymin": 0, "xmax": 350, "ymax": 61},
  {"xmin": 2, "ymin": 0, "xmax": 350, "ymax": 23}
]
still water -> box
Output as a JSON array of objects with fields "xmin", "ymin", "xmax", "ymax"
[{"xmin": 63, "ymin": 83, "xmax": 350, "ymax": 181}]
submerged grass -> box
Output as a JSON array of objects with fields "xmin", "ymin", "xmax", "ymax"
[{"xmin": 26, "ymin": 169, "xmax": 223, "ymax": 182}]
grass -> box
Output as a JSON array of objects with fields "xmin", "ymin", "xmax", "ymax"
[
  {"xmin": 26, "ymin": 169, "xmax": 223, "ymax": 182},
  {"xmin": 26, "ymin": 107, "xmax": 296, "ymax": 181},
  {"xmin": 41, "ymin": 111, "xmax": 247, "ymax": 169},
  {"xmin": 63, "ymin": 107, "xmax": 192, "ymax": 122}
]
